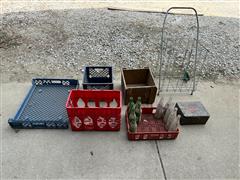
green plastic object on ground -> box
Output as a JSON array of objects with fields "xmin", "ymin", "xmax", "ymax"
[
  {"xmin": 182, "ymin": 69, "xmax": 190, "ymax": 82},
  {"xmin": 135, "ymin": 97, "xmax": 142, "ymax": 124}
]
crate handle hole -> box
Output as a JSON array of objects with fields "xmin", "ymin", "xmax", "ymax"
[
  {"xmin": 87, "ymin": 100, "xmax": 96, "ymax": 107},
  {"xmin": 99, "ymin": 100, "xmax": 107, "ymax": 107},
  {"xmin": 110, "ymin": 99, "xmax": 118, "ymax": 107},
  {"xmin": 77, "ymin": 98, "xmax": 85, "ymax": 107}
]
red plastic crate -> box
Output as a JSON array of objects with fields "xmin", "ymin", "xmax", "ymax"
[
  {"xmin": 66, "ymin": 90, "xmax": 122, "ymax": 131},
  {"xmin": 126, "ymin": 107, "xmax": 179, "ymax": 140}
]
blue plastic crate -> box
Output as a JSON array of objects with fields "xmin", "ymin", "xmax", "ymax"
[
  {"xmin": 82, "ymin": 66, "xmax": 113, "ymax": 90},
  {"xmin": 8, "ymin": 78, "xmax": 79, "ymax": 129}
]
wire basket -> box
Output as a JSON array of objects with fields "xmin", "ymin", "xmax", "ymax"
[{"xmin": 157, "ymin": 7, "xmax": 209, "ymax": 95}]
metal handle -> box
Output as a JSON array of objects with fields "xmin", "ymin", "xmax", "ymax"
[{"xmin": 158, "ymin": 7, "xmax": 199, "ymax": 95}]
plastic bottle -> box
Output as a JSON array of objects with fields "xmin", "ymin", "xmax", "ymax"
[
  {"xmin": 154, "ymin": 97, "xmax": 164, "ymax": 119},
  {"xmin": 129, "ymin": 107, "xmax": 137, "ymax": 132},
  {"xmin": 135, "ymin": 97, "xmax": 142, "ymax": 124}
]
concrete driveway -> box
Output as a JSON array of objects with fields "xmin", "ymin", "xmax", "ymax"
[{"xmin": 1, "ymin": 81, "xmax": 239, "ymax": 179}]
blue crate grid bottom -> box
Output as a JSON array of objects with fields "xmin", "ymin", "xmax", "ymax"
[{"xmin": 9, "ymin": 83, "xmax": 77, "ymax": 129}]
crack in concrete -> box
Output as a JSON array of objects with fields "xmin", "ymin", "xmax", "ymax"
[{"xmin": 155, "ymin": 140, "xmax": 167, "ymax": 180}]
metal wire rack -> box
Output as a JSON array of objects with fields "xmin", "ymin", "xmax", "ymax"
[{"xmin": 157, "ymin": 7, "xmax": 209, "ymax": 95}]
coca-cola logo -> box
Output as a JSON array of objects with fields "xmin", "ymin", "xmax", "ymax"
[
  {"xmin": 108, "ymin": 117, "xmax": 118, "ymax": 128},
  {"xmin": 97, "ymin": 116, "xmax": 106, "ymax": 128},
  {"xmin": 188, "ymin": 105, "xmax": 198, "ymax": 113},
  {"xmin": 73, "ymin": 116, "xmax": 82, "ymax": 128},
  {"xmin": 84, "ymin": 116, "xmax": 94, "ymax": 126}
]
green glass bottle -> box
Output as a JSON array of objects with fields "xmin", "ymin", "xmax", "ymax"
[
  {"xmin": 128, "ymin": 97, "xmax": 135, "ymax": 115},
  {"xmin": 129, "ymin": 106, "xmax": 137, "ymax": 132},
  {"xmin": 135, "ymin": 97, "xmax": 142, "ymax": 124}
]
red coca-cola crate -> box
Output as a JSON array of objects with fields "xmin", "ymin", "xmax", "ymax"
[
  {"xmin": 126, "ymin": 107, "xmax": 179, "ymax": 140},
  {"xmin": 66, "ymin": 90, "xmax": 122, "ymax": 131}
]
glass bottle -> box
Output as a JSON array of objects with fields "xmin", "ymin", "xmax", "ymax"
[
  {"xmin": 165, "ymin": 108, "xmax": 178, "ymax": 131},
  {"xmin": 154, "ymin": 97, "xmax": 164, "ymax": 119},
  {"xmin": 135, "ymin": 97, "xmax": 142, "ymax": 124},
  {"xmin": 129, "ymin": 106, "xmax": 137, "ymax": 132},
  {"xmin": 128, "ymin": 97, "xmax": 135, "ymax": 116},
  {"xmin": 164, "ymin": 97, "xmax": 173, "ymax": 114},
  {"xmin": 163, "ymin": 106, "xmax": 172, "ymax": 124}
]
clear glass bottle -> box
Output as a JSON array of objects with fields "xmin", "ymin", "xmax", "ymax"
[
  {"xmin": 154, "ymin": 97, "xmax": 164, "ymax": 119},
  {"xmin": 163, "ymin": 106, "xmax": 172, "ymax": 124},
  {"xmin": 164, "ymin": 97, "xmax": 173, "ymax": 113},
  {"xmin": 165, "ymin": 108, "xmax": 178, "ymax": 131}
]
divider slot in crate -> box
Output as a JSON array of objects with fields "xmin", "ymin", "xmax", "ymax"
[{"xmin": 66, "ymin": 90, "xmax": 122, "ymax": 131}]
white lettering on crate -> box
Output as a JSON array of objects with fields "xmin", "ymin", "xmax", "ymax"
[
  {"xmin": 135, "ymin": 135, "xmax": 140, "ymax": 140},
  {"xmin": 62, "ymin": 81, "xmax": 70, "ymax": 86},
  {"xmin": 35, "ymin": 80, "xmax": 43, "ymax": 85},
  {"xmin": 143, "ymin": 134, "xmax": 148, "ymax": 140},
  {"xmin": 51, "ymin": 80, "xmax": 61, "ymax": 84},
  {"xmin": 159, "ymin": 134, "xmax": 164, "ymax": 139}
]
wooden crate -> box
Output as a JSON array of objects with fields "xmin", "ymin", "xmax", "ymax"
[{"xmin": 121, "ymin": 68, "xmax": 157, "ymax": 105}]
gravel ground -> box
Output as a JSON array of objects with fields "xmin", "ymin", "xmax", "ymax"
[{"xmin": 0, "ymin": 8, "xmax": 239, "ymax": 83}]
